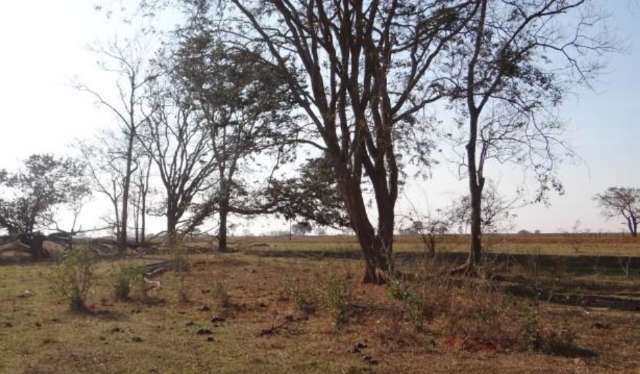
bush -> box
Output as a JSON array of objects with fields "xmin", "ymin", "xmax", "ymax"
[
  {"xmin": 323, "ymin": 274, "xmax": 352, "ymax": 329},
  {"xmin": 51, "ymin": 249, "xmax": 97, "ymax": 311},
  {"xmin": 387, "ymin": 278, "xmax": 427, "ymax": 330},
  {"xmin": 282, "ymin": 277, "xmax": 317, "ymax": 314},
  {"xmin": 113, "ymin": 265, "xmax": 144, "ymax": 301}
]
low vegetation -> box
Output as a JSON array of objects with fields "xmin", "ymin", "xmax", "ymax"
[{"xmin": 1, "ymin": 236, "xmax": 639, "ymax": 373}]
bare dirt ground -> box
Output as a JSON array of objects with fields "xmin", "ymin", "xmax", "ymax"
[{"xmin": 1, "ymin": 235, "xmax": 639, "ymax": 373}]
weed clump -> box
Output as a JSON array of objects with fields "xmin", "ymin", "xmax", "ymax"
[
  {"xmin": 387, "ymin": 278, "xmax": 427, "ymax": 331},
  {"xmin": 51, "ymin": 249, "xmax": 97, "ymax": 312},
  {"xmin": 282, "ymin": 277, "xmax": 318, "ymax": 314},
  {"xmin": 323, "ymin": 274, "xmax": 352, "ymax": 329}
]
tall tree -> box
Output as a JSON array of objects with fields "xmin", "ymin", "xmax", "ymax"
[
  {"xmin": 595, "ymin": 187, "xmax": 640, "ymax": 237},
  {"xmin": 224, "ymin": 0, "xmax": 476, "ymax": 283},
  {"xmin": 77, "ymin": 39, "xmax": 157, "ymax": 251},
  {"xmin": 173, "ymin": 6, "xmax": 295, "ymax": 251},
  {"xmin": 80, "ymin": 134, "xmax": 127, "ymax": 239},
  {"xmin": 138, "ymin": 77, "xmax": 219, "ymax": 245},
  {"xmin": 446, "ymin": 0, "xmax": 613, "ymax": 272}
]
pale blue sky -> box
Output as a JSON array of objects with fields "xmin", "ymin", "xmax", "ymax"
[{"xmin": 0, "ymin": 1, "xmax": 638, "ymax": 234}]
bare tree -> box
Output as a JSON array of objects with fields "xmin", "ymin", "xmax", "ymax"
[
  {"xmin": 445, "ymin": 0, "xmax": 614, "ymax": 273},
  {"xmin": 77, "ymin": 39, "xmax": 157, "ymax": 251},
  {"xmin": 595, "ymin": 187, "xmax": 640, "ymax": 237},
  {"xmin": 224, "ymin": 0, "xmax": 477, "ymax": 283},
  {"xmin": 80, "ymin": 135, "xmax": 126, "ymax": 239}
]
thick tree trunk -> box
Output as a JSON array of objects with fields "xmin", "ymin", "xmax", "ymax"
[{"xmin": 334, "ymin": 164, "xmax": 394, "ymax": 285}]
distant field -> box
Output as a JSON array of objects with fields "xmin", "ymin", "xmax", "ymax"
[{"xmin": 231, "ymin": 233, "xmax": 640, "ymax": 257}]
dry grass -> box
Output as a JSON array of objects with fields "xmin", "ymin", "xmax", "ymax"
[{"xmin": 1, "ymin": 236, "xmax": 639, "ymax": 373}]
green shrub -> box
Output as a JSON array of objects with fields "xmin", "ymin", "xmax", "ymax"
[
  {"xmin": 113, "ymin": 265, "xmax": 144, "ymax": 301},
  {"xmin": 51, "ymin": 249, "xmax": 97, "ymax": 311}
]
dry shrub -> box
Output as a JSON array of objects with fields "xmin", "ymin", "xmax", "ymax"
[
  {"xmin": 51, "ymin": 249, "xmax": 97, "ymax": 312},
  {"xmin": 212, "ymin": 280, "xmax": 230, "ymax": 310},
  {"xmin": 386, "ymin": 278, "xmax": 428, "ymax": 331},
  {"xmin": 436, "ymin": 281, "xmax": 520, "ymax": 351},
  {"xmin": 323, "ymin": 273, "xmax": 352, "ymax": 330},
  {"xmin": 282, "ymin": 277, "xmax": 318, "ymax": 315}
]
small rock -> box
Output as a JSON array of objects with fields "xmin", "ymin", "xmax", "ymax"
[
  {"xmin": 201, "ymin": 289, "xmax": 210, "ymax": 294},
  {"xmin": 110, "ymin": 327, "xmax": 122, "ymax": 333},
  {"xmin": 132, "ymin": 336, "xmax": 144, "ymax": 343},
  {"xmin": 35, "ymin": 322, "xmax": 42, "ymax": 328},
  {"xmin": 196, "ymin": 328, "xmax": 213, "ymax": 335},
  {"xmin": 18, "ymin": 290, "xmax": 33, "ymax": 298},
  {"xmin": 99, "ymin": 336, "xmax": 106, "ymax": 341},
  {"xmin": 4, "ymin": 322, "xmax": 13, "ymax": 328},
  {"xmin": 206, "ymin": 337, "xmax": 215, "ymax": 342},
  {"xmin": 199, "ymin": 305, "xmax": 211, "ymax": 312}
]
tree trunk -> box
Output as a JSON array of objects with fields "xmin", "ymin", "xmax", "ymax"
[
  {"xmin": 167, "ymin": 213, "xmax": 177, "ymax": 248},
  {"xmin": 453, "ymin": 112, "xmax": 484, "ymax": 275},
  {"xmin": 120, "ymin": 131, "xmax": 136, "ymax": 253},
  {"xmin": 141, "ymin": 191, "xmax": 147, "ymax": 243},
  {"xmin": 629, "ymin": 215, "xmax": 638, "ymax": 237},
  {"xmin": 334, "ymin": 165, "xmax": 394, "ymax": 285},
  {"xmin": 469, "ymin": 185, "xmax": 483, "ymax": 264},
  {"xmin": 217, "ymin": 204, "xmax": 228, "ymax": 252},
  {"xmin": 23, "ymin": 233, "xmax": 45, "ymax": 261}
]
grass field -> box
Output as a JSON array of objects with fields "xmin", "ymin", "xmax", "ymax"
[{"xmin": 1, "ymin": 234, "xmax": 639, "ymax": 373}]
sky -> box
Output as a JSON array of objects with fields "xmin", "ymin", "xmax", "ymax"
[{"xmin": 0, "ymin": 1, "xmax": 638, "ymax": 235}]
